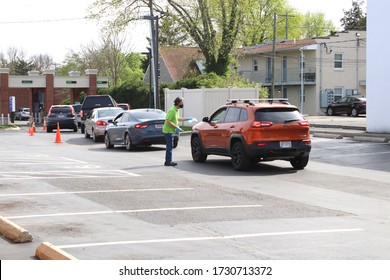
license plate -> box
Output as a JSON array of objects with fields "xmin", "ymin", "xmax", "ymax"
[
  {"xmin": 280, "ymin": 141, "xmax": 292, "ymax": 148},
  {"xmin": 57, "ymin": 114, "xmax": 64, "ymax": 118},
  {"xmin": 155, "ymin": 124, "xmax": 163, "ymax": 129}
]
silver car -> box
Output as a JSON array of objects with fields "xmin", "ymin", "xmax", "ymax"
[
  {"xmin": 15, "ymin": 108, "xmax": 30, "ymax": 120},
  {"xmin": 84, "ymin": 107, "xmax": 124, "ymax": 142}
]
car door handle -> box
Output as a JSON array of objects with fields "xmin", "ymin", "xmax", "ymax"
[{"xmin": 230, "ymin": 125, "xmax": 235, "ymax": 128}]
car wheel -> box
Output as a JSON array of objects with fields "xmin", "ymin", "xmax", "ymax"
[
  {"xmin": 290, "ymin": 155, "xmax": 309, "ymax": 170},
  {"xmin": 85, "ymin": 128, "xmax": 90, "ymax": 139},
  {"xmin": 231, "ymin": 141, "xmax": 251, "ymax": 171},
  {"xmin": 191, "ymin": 137, "xmax": 207, "ymax": 163},
  {"xmin": 326, "ymin": 107, "xmax": 333, "ymax": 116},
  {"xmin": 125, "ymin": 133, "xmax": 136, "ymax": 151},
  {"xmin": 104, "ymin": 133, "xmax": 114, "ymax": 149},
  {"xmin": 80, "ymin": 124, "xmax": 85, "ymax": 134},
  {"xmin": 73, "ymin": 125, "xmax": 78, "ymax": 132},
  {"xmin": 47, "ymin": 127, "xmax": 53, "ymax": 133},
  {"xmin": 351, "ymin": 108, "xmax": 359, "ymax": 117},
  {"xmin": 92, "ymin": 130, "xmax": 99, "ymax": 142}
]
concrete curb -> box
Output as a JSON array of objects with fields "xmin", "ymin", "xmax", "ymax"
[
  {"xmin": 313, "ymin": 133, "xmax": 343, "ymax": 139},
  {"xmin": 353, "ymin": 136, "xmax": 389, "ymax": 143},
  {"xmin": 0, "ymin": 215, "xmax": 33, "ymax": 243},
  {"xmin": 35, "ymin": 242, "xmax": 78, "ymax": 260}
]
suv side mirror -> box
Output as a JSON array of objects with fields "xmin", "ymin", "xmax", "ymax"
[{"xmin": 202, "ymin": 117, "xmax": 209, "ymax": 122}]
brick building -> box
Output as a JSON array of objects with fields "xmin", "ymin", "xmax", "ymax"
[{"xmin": 0, "ymin": 68, "xmax": 108, "ymax": 123}]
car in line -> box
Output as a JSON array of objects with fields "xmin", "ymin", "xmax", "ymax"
[
  {"xmin": 46, "ymin": 105, "xmax": 78, "ymax": 133},
  {"xmin": 84, "ymin": 107, "xmax": 124, "ymax": 142},
  {"xmin": 326, "ymin": 97, "xmax": 366, "ymax": 117},
  {"xmin": 104, "ymin": 108, "xmax": 179, "ymax": 150},
  {"xmin": 117, "ymin": 103, "xmax": 131, "ymax": 110},
  {"xmin": 15, "ymin": 108, "xmax": 30, "ymax": 120},
  {"xmin": 71, "ymin": 104, "xmax": 82, "ymax": 127},
  {"xmin": 191, "ymin": 99, "xmax": 312, "ymax": 171},
  {"xmin": 80, "ymin": 95, "xmax": 117, "ymax": 134}
]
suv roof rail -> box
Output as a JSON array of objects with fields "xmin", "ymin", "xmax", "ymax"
[{"xmin": 226, "ymin": 98, "xmax": 290, "ymax": 105}]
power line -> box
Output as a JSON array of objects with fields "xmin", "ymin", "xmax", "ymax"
[{"xmin": 0, "ymin": 17, "xmax": 87, "ymax": 25}]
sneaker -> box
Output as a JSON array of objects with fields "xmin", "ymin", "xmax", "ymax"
[{"xmin": 164, "ymin": 162, "xmax": 178, "ymax": 166}]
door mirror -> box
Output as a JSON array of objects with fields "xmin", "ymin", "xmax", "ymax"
[{"xmin": 202, "ymin": 117, "xmax": 209, "ymax": 122}]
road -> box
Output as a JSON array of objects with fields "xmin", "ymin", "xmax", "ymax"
[{"xmin": 1, "ymin": 126, "xmax": 390, "ymax": 260}]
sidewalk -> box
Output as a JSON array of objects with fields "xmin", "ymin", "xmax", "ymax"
[{"xmin": 306, "ymin": 115, "xmax": 390, "ymax": 143}]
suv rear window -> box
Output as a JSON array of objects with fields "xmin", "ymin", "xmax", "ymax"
[
  {"xmin": 82, "ymin": 96, "xmax": 115, "ymax": 109},
  {"xmin": 255, "ymin": 108, "xmax": 303, "ymax": 124},
  {"xmin": 51, "ymin": 107, "xmax": 72, "ymax": 114}
]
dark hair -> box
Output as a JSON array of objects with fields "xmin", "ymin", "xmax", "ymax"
[{"xmin": 174, "ymin": 97, "xmax": 183, "ymax": 105}]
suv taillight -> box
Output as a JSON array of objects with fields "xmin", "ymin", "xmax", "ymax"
[
  {"xmin": 298, "ymin": 120, "xmax": 310, "ymax": 127},
  {"xmin": 252, "ymin": 121, "xmax": 273, "ymax": 128}
]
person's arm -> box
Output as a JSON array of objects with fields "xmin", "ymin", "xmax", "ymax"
[{"xmin": 166, "ymin": 119, "xmax": 179, "ymax": 129}]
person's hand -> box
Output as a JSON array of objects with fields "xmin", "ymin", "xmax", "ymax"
[
  {"xmin": 176, "ymin": 127, "xmax": 183, "ymax": 134},
  {"xmin": 186, "ymin": 117, "xmax": 198, "ymax": 123}
]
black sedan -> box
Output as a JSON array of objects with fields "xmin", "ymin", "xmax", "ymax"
[
  {"xmin": 104, "ymin": 109, "xmax": 179, "ymax": 150},
  {"xmin": 326, "ymin": 97, "xmax": 366, "ymax": 117}
]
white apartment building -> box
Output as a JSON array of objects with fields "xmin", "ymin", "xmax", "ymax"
[{"xmin": 236, "ymin": 31, "xmax": 366, "ymax": 115}]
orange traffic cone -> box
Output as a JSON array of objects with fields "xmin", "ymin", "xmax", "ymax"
[
  {"xmin": 54, "ymin": 123, "xmax": 62, "ymax": 143},
  {"xmin": 43, "ymin": 119, "xmax": 47, "ymax": 131},
  {"xmin": 28, "ymin": 127, "xmax": 34, "ymax": 136},
  {"xmin": 32, "ymin": 121, "xmax": 36, "ymax": 133}
]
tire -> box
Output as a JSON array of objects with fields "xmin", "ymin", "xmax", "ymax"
[
  {"xmin": 290, "ymin": 155, "xmax": 309, "ymax": 170},
  {"xmin": 73, "ymin": 125, "xmax": 78, "ymax": 132},
  {"xmin": 92, "ymin": 130, "xmax": 99, "ymax": 142},
  {"xmin": 173, "ymin": 138, "xmax": 178, "ymax": 148},
  {"xmin": 104, "ymin": 133, "xmax": 113, "ymax": 149},
  {"xmin": 351, "ymin": 108, "xmax": 359, "ymax": 117},
  {"xmin": 326, "ymin": 107, "xmax": 333, "ymax": 116},
  {"xmin": 231, "ymin": 141, "xmax": 251, "ymax": 171},
  {"xmin": 80, "ymin": 124, "xmax": 85, "ymax": 134},
  {"xmin": 47, "ymin": 127, "xmax": 53, "ymax": 133},
  {"xmin": 191, "ymin": 137, "xmax": 207, "ymax": 163},
  {"xmin": 125, "ymin": 133, "xmax": 136, "ymax": 151},
  {"xmin": 84, "ymin": 128, "xmax": 90, "ymax": 139}
]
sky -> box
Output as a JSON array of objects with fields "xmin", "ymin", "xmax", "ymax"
[{"xmin": 0, "ymin": 0, "xmax": 360, "ymax": 65}]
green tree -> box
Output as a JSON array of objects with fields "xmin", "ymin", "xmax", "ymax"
[
  {"xmin": 14, "ymin": 58, "xmax": 35, "ymax": 75},
  {"xmin": 159, "ymin": 10, "xmax": 192, "ymax": 46},
  {"xmin": 89, "ymin": 0, "xmax": 244, "ymax": 76},
  {"xmin": 341, "ymin": 0, "xmax": 366, "ymax": 30},
  {"xmin": 302, "ymin": 12, "xmax": 335, "ymax": 38}
]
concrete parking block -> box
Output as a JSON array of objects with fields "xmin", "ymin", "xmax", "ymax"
[
  {"xmin": 35, "ymin": 242, "xmax": 77, "ymax": 260},
  {"xmin": 313, "ymin": 133, "xmax": 343, "ymax": 139},
  {"xmin": 0, "ymin": 215, "xmax": 33, "ymax": 243},
  {"xmin": 353, "ymin": 136, "xmax": 389, "ymax": 143}
]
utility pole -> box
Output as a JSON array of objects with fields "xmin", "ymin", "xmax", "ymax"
[
  {"xmin": 147, "ymin": 0, "xmax": 160, "ymax": 109},
  {"xmin": 271, "ymin": 13, "xmax": 277, "ymax": 99}
]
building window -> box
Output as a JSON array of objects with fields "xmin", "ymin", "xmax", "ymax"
[
  {"xmin": 334, "ymin": 87, "xmax": 343, "ymax": 101},
  {"xmin": 334, "ymin": 53, "xmax": 343, "ymax": 69},
  {"xmin": 282, "ymin": 56, "xmax": 287, "ymax": 82},
  {"xmin": 253, "ymin": 59, "xmax": 258, "ymax": 72}
]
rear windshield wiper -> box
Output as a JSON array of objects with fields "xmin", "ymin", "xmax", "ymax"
[{"xmin": 284, "ymin": 118, "xmax": 300, "ymax": 123}]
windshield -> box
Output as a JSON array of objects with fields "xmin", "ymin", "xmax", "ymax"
[
  {"xmin": 97, "ymin": 109, "xmax": 124, "ymax": 118},
  {"xmin": 255, "ymin": 108, "xmax": 303, "ymax": 124},
  {"xmin": 132, "ymin": 109, "xmax": 166, "ymax": 121}
]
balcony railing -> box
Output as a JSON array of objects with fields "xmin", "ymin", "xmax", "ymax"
[{"xmin": 239, "ymin": 67, "xmax": 316, "ymax": 86}]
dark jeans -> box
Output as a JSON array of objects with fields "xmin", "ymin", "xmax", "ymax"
[{"xmin": 164, "ymin": 133, "xmax": 174, "ymax": 164}]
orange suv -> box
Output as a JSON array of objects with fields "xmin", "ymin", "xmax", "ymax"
[{"xmin": 191, "ymin": 99, "xmax": 311, "ymax": 171}]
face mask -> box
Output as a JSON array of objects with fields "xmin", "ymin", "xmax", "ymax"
[{"xmin": 179, "ymin": 104, "xmax": 184, "ymax": 108}]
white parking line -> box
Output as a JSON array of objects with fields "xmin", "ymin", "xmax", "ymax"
[
  {"xmin": 57, "ymin": 228, "xmax": 364, "ymax": 249},
  {"xmin": 0, "ymin": 187, "xmax": 194, "ymax": 197},
  {"xmin": 5, "ymin": 204, "xmax": 263, "ymax": 220},
  {"xmin": 0, "ymin": 170, "xmax": 140, "ymax": 180}
]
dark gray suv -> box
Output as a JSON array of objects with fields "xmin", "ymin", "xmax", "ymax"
[{"xmin": 80, "ymin": 95, "xmax": 117, "ymax": 133}]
